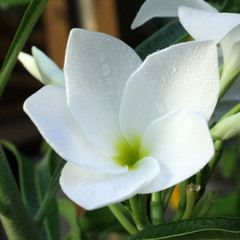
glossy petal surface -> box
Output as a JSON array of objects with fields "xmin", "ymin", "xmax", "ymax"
[
  {"xmin": 139, "ymin": 109, "xmax": 214, "ymax": 193},
  {"xmin": 24, "ymin": 86, "xmax": 127, "ymax": 174},
  {"xmin": 120, "ymin": 41, "xmax": 219, "ymax": 147},
  {"xmin": 131, "ymin": 0, "xmax": 217, "ymax": 29},
  {"xmin": 60, "ymin": 156, "xmax": 160, "ymax": 210},
  {"xmin": 64, "ymin": 29, "xmax": 142, "ymax": 155},
  {"xmin": 179, "ymin": 6, "xmax": 240, "ymax": 43}
]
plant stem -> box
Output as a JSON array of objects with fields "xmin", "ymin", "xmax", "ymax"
[
  {"xmin": 173, "ymin": 179, "xmax": 188, "ymax": 220},
  {"xmin": 129, "ymin": 195, "xmax": 150, "ymax": 230},
  {"xmin": 197, "ymin": 191, "xmax": 216, "ymax": 217},
  {"xmin": 0, "ymin": 0, "xmax": 49, "ymax": 97},
  {"xmin": 150, "ymin": 192, "xmax": 163, "ymax": 225},
  {"xmin": 163, "ymin": 186, "xmax": 175, "ymax": 210},
  {"xmin": 108, "ymin": 204, "xmax": 138, "ymax": 235},
  {"xmin": 182, "ymin": 183, "xmax": 200, "ymax": 219},
  {"xmin": 34, "ymin": 158, "xmax": 65, "ymax": 225},
  {"xmin": 0, "ymin": 145, "xmax": 41, "ymax": 240},
  {"xmin": 208, "ymin": 141, "xmax": 224, "ymax": 177},
  {"xmin": 218, "ymin": 70, "xmax": 239, "ymax": 102}
]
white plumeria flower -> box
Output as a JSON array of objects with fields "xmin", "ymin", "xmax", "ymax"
[
  {"xmin": 18, "ymin": 46, "xmax": 65, "ymax": 87},
  {"xmin": 132, "ymin": 0, "xmax": 240, "ymax": 120},
  {"xmin": 131, "ymin": 0, "xmax": 217, "ymax": 30},
  {"xmin": 24, "ymin": 29, "xmax": 219, "ymax": 210}
]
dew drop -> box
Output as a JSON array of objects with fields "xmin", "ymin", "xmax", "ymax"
[
  {"xmin": 99, "ymin": 53, "xmax": 105, "ymax": 62},
  {"xmin": 102, "ymin": 64, "xmax": 111, "ymax": 76}
]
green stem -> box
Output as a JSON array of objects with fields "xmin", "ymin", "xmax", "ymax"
[
  {"xmin": 0, "ymin": 0, "xmax": 49, "ymax": 97},
  {"xmin": 174, "ymin": 179, "xmax": 188, "ymax": 220},
  {"xmin": 197, "ymin": 191, "xmax": 216, "ymax": 217},
  {"xmin": 197, "ymin": 141, "xmax": 224, "ymax": 200},
  {"xmin": 108, "ymin": 204, "xmax": 138, "ymax": 235},
  {"xmin": 0, "ymin": 145, "xmax": 41, "ymax": 240},
  {"xmin": 218, "ymin": 70, "xmax": 239, "ymax": 102},
  {"xmin": 182, "ymin": 183, "xmax": 200, "ymax": 219},
  {"xmin": 163, "ymin": 186, "xmax": 175, "ymax": 211},
  {"xmin": 150, "ymin": 192, "xmax": 163, "ymax": 225},
  {"xmin": 208, "ymin": 141, "xmax": 224, "ymax": 177},
  {"xmin": 34, "ymin": 158, "xmax": 65, "ymax": 225},
  {"xmin": 129, "ymin": 195, "xmax": 150, "ymax": 230}
]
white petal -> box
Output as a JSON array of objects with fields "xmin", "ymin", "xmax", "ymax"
[
  {"xmin": 220, "ymin": 41, "xmax": 240, "ymax": 94},
  {"xmin": 139, "ymin": 109, "xmax": 214, "ymax": 193},
  {"xmin": 32, "ymin": 47, "xmax": 65, "ymax": 87},
  {"xmin": 60, "ymin": 156, "xmax": 160, "ymax": 210},
  {"xmin": 120, "ymin": 41, "xmax": 219, "ymax": 148},
  {"xmin": 220, "ymin": 25, "xmax": 240, "ymax": 64},
  {"xmin": 64, "ymin": 28, "xmax": 142, "ymax": 155},
  {"xmin": 131, "ymin": 0, "xmax": 217, "ymax": 29},
  {"xmin": 24, "ymin": 85, "xmax": 127, "ymax": 174},
  {"xmin": 179, "ymin": 6, "xmax": 240, "ymax": 43},
  {"xmin": 18, "ymin": 52, "xmax": 43, "ymax": 83}
]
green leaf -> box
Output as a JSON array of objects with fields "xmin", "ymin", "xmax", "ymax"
[
  {"xmin": 135, "ymin": 20, "xmax": 188, "ymax": 61},
  {"xmin": 58, "ymin": 199, "xmax": 83, "ymax": 240},
  {"xmin": 1, "ymin": 140, "xmax": 60, "ymax": 240},
  {"xmin": 129, "ymin": 217, "xmax": 240, "ymax": 240}
]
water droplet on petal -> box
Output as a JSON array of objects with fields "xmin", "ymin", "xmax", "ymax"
[
  {"xmin": 102, "ymin": 64, "xmax": 111, "ymax": 76},
  {"xmin": 99, "ymin": 53, "xmax": 105, "ymax": 62}
]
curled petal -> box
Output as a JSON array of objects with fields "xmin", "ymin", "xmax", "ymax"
[
  {"xmin": 139, "ymin": 109, "xmax": 214, "ymax": 193},
  {"xmin": 60, "ymin": 157, "xmax": 160, "ymax": 210},
  {"xmin": 131, "ymin": 0, "xmax": 217, "ymax": 29},
  {"xmin": 24, "ymin": 86, "xmax": 127, "ymax": 174},
  {"xmin": 64, "ymin": 28, "xmax": 142, "ymax": 155},
  {"xmin": 120, "ymin": 41, "xmax": 219, "ymax": 148}
]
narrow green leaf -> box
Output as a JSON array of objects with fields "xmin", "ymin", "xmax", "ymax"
[
  {"xmin": 129, "ymin": 217, "xmax": 240, "ymax": 240},
  {"xmin": 36, "ymin": 148, "xmax": 60, "ymax": 240},
  {"xmin": 1, "ymin": 140, "xmax": 60, "ymax": 240},
  {"xmin": 135, "ymin": 20, "xmax": 188, "ymax": 61},
  {"xmin": 0, "ymin": 139, "xmax": 39, "ymax": 216},
  {"xmin": 58, "ymin": 199, "xmax": 83, "ymax": 240},
  {"xmin": 0, "ymin": 0, "xmax": 49, "ymax": 97}
]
